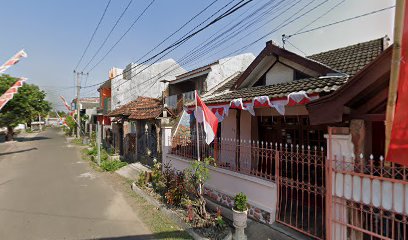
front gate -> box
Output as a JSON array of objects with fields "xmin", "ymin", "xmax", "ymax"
[
  {"xmin": 137, "ymin": 127, "xmax": 158, "ymax": 166},
  {"xmin": 276, "ymin": 144, "xmax": 326, "ymax": 239}
]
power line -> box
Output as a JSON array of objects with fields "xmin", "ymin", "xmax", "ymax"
[
  {"xmin": 119, "ymin": 0, "xmax": 254, "ymax": 87},
  {"xmin": 83, "ymin": 0, "xmax": 292, "ymax": 97},
  {"xmin": 114, "ymin": 0, "xmax": 298, "ymax": 97},
  {"xmin": 130, "ymin": 0, "xmax": 221, "ymax": 71},
  {"xmin": 87, "ymin": 0, "xmax": 156, "ymax": 73},
  {"xmin": 82, "ymin": 0, "xmax": 250, "ymax": 89},
  {"xmin": 74, "ymin": 0, "xmax": 111, "ymax": 71},
  {"xmin": 288, "ymin": 5, "xmax": 395, "ymax": 37},
  {"xmin": 81, "ymin": 0, "xmax": 133, "ymax": 73},
  {"xmin": 293, "ymin": 0, "xmax": 345, "ymax": 35},
  {"xmin": 286, "ymin": 40, "xmax": 307, "ymax": 55}
]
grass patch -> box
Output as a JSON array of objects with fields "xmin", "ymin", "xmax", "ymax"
[
  {"xmin": 71, "ymin": 138, "xmax": 83, "ymax": 145},
  {"xmin": 122, "ymin": 179, "xmax": 192, "ymax": 239},
  {"xmin": 100, "ymin": 160, "xmax": 127, "ymax": 172}
]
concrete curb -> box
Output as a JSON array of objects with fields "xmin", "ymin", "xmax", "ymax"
[{"xmin": 131, "ymin": 182, "xmax": 232, "ymax": 240}]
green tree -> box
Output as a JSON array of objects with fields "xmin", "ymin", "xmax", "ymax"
[{"xmin": 0, "ymin": 74, "xmax": 51, "ymax": 140}]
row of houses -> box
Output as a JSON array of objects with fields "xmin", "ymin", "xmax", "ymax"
[{"xmin": 85, "ymin": 35, "xmax": 407, "ymax": 239}]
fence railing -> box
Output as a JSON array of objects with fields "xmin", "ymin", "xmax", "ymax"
[
  {"xmin": 170, "ymin": 136, "xmax": 326, "ymax": 183},
  {"xmin": 328, "ymin": 153, "xmax": 408, "ymax": 240}
]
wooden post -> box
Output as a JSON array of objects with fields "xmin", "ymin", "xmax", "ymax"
[{"xmin": 385, "ymin": 0, "xmax": 405, "ymax": 155}]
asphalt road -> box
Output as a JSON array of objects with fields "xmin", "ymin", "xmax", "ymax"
[{"xmin": 0, "ymin": 129, "xmax": 151, "ymax": 240}]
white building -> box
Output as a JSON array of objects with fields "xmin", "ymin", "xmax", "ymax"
[{"xmin": 110, "ymin": 59, "xmax": 186, "ymax": 110}]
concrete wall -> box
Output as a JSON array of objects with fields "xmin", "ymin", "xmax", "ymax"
[
  {"xmin": 111, "ymin": 59, "xmax": 186, "ymax": 109},
  {"xmin": 166, "ymin": 154, "xmax": 277, "ymax": 224},
  {"xmin": 265, "ymin": 62, "xmax": 294, "ymax": 85},
  {"xmin": 206, "ymin": 53, "xmax": 255, "ymax": 91},
  {"xmin": 240, "ymin": 111, "xmax": 252, "ymax": 170},
  {"xmin": 110, "ymin": 68, "xmax": 124, "ymax": 110},
  {"xmin": 220, "ymin": 110, "xmax": 237, "ymax": 167}
]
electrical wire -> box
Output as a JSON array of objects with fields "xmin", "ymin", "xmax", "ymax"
[
  {"xmin": 87, "ymin": 0, "xmax": 156, "ymax": 73},
  {"xmin": 81, "ymin": 0, "xmax": 250, "ymax": 89},
  {"xmin": 288, "ymin": 5, "xmax": 395, "ymax": 37},
  {"xmin": 292, "ymin": 0, "xmax": 345, "ymax": 35},
  {"xmin": 81, "ymin": 0, "xmax": 133, "ymax": 73},
  {"xmin": 74, "ymin": 0, "xmax": 111, "ymax": 71}
]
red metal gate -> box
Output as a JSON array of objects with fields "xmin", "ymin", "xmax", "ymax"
[{"xmin": 276, "ymin": 144, "xmax": 326, "ymax": 239}]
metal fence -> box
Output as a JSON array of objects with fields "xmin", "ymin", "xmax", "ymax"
[{"xmin": 326, "ymin": 128, "xmax": 408, "ymax": 240}]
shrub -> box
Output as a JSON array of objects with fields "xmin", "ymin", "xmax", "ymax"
[
  {"xmin": 234, "ymin": 192, "xmax": 248, "ymax": 212},
  {"xmin": 137, "ymin": 171, "xmax": 147, "ymax": 187},
  {"xmin": 164, "ymin": 170, "xmax": 189, "ymax": 206},
  {"xmin": 86, "ymin": 147, "xmax": 97, "ymax": 156},
  {"xmin": 185, "ymin": 159, "xmax": 211, "ymax": 219},
  {"xmin": 100, "ymin": 160, "xmax": 127, "ymax": 172}
]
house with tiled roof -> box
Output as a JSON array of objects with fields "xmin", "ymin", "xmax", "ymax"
[
  {"xmin": 107, "ymin": 96, "xmax": 173, "ymax": 164},
  {"xmin": 163, "ymin": 53, "xmax": 255, "ymax": 115},
  {"xmin": 165, "ymin": 36, "xmax": 389, "ymax": 238}
]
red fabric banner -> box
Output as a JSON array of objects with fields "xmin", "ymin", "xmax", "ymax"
[{"xmin": 387, "ymin": 3, "xmax": 408, "ymax": 165}]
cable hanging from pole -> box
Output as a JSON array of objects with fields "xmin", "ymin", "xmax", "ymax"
[{"xmin": 74, "ymin": 0, "xmax": 112, "ymax": 71}]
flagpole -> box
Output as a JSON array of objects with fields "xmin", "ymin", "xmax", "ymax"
[
  {"xmin": 195, "ymin": 90, "xmax": 201, "ymax": 162},
  {"xmin": 385, "ymin": 0, "xmax": 405, "ymax": 156}
]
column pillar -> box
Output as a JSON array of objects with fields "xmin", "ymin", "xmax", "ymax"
[{"xmin": 325, "ymin": 128, "xmax": 355, "ymax": 240}]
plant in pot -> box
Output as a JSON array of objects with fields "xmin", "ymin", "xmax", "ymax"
[{"xmin": 232, "ymin": 192, "xmax": 248, "ymax": 229}]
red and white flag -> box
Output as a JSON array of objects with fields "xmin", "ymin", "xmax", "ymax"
[
  {"xmin": 194, "ymin": 91, "xmax": 218, "ymax": 144},
  {"xmin": 387, "ymin": 2, "xmax": 408, "ymax": 165},
  {"xmin": 0, "ymin": 50, "xmax": 28, "ymax": 74},
  {"xmin": 60, "ymin": 95, "xmax": 71, "ymax": 111},
  {"xmin": 0, "ymin": 78, "xmax": 27, "ymax": 111}
]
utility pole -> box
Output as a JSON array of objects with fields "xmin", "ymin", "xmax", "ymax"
[{"xmin": 75, "ymin": 71, "xmax": 82, "ymax": 139}]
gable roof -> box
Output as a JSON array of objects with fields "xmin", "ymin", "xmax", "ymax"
[
  {"xmin": 307, "ymin": 45, "xmax": 392, "ymax": 125},
  {"xmin": 200, "ymin": 37, "xmax": 386, "ymax": 105},
  {"xmin": 307, "ymin": 37, "xmax": 386, "ymax": 76},
  {"xmin": 108, "ymin": 96, "xmax": 161, "ymax": 117},
  {"xmin": 233, "ymin": 41, "xmax": 336, "ymax": 89},
  {"xmin": 170, "ymin": 61, "xmax": 218, "ymax": 84}
]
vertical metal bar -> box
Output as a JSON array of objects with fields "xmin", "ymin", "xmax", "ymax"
[
  {"xmin": 275, "ymin": 145, "xmax": 281, "ymax": 221},
  {"xmin": 325, "ymin": 127, "xmax": 333, "ymax": 240}
]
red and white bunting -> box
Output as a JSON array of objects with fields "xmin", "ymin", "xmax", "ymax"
[
  {"xmin": 60, "ymin": 95, "xmax": 72, "ymax": 111},
  {"xmin": 185, "ymin": 91, "xmax": 318, "ymax": 121},
  {"xmin": 0, "ymin": 50, "xmax": 28, "ymax": 74},
  {"xmin": 0, "ymin": 78, "xmax": 27, "ymax": 111},
  {"xmin": 210, "ymin": 104, "xmax": 230, "ymax": 122}
]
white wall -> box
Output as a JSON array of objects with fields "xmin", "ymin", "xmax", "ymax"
[
  {"xmin": 111, "ymin": 59, "xmax": 186, "ymax": 110},
  {"xmin": 240, "ymin": 111, "xmax": 252, "ymax": 170},
  {"xmin": 266, "ymin": 62, "xmax": 294, "ymax": 85},
  {"xmin": 206, "ymin": 53, "xmax": 255, "ymax": 91},
  {"xmin": 220, "ymin": 110, "xmax": 237, "ymax": 167},
  {"xmin": 167, "ymin": 155, "xmax": 277, "ymax": 223},
  {"xmin": 110, "ymin": 68, "xmax": 124, "ymax": 110}
]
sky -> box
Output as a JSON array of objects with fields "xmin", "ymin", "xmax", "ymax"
[{"xmin": 0, "ymin": 0, "xmax": 395, "ymax": 111}]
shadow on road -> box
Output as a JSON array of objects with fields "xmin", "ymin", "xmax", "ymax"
[
  {"xmin": 15, "ymin": 136, "xmax": 50, "ymax": 142},
  {"xmin": 84, "ymin": 231, "xmax": 192, "ymax": 239},
  {"xmin": 0, "ymin": 147, "xmax": 38, "ymax": 156}
]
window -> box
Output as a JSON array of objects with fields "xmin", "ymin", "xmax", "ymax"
[{"xmin": 293, "ymin": 70, "xmax": 309, "ymax": 81}]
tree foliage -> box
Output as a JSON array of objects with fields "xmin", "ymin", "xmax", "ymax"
[{"xmin": 0, "ymin": 74, "xmax": 51, "ymax": 128}]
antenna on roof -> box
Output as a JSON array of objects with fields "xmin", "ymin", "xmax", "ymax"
[{"xmin": 282, "ymin": 34, "xmax": 291, "ymax": 49}]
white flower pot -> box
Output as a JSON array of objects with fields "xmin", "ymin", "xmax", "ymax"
[{"xmin": 232, "ymin": 208, "xmax": 248, "ymax": 228}]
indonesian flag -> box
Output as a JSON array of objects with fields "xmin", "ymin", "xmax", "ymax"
[
  {"xmin": 387, "ymin": 2, "xmax": 408, "ymax": 165},
  {"xmin": 0, "ymin": 50, "xmax": 28, "ymax": 74},
  {"xmin": 0, "ymin": 78, "xmax": 27, "ymax": 111},
  {"xmin": 194, "ymin": 91, "xmax": 218, "ymax": 144},
  {"xmin": 60, "ymin": 95, "xmax": 71, "ymax": 111}
]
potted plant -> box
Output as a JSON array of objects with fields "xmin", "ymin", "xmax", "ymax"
[{"xmin": 232, "ymin": 192, "xmax": 248, "ymax": 228}]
